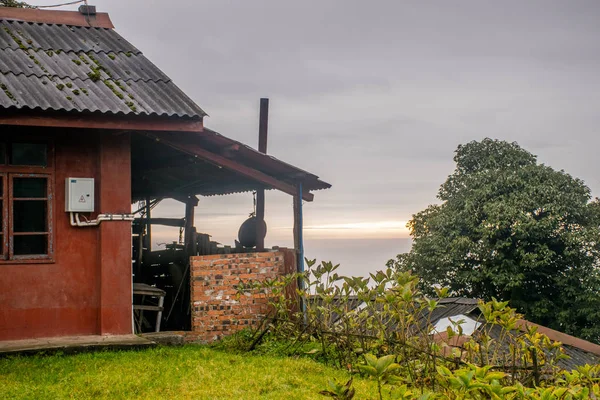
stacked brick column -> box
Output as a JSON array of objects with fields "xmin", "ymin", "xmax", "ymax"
[{"xmin": 190, "ymin": 251, "xmax": 294, "ymax": 343}]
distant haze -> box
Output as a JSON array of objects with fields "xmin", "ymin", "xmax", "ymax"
[
  {"xmin": 303, "ymin": 238, "xmax": 412, "ymax": 278},
  {"xmin": 151, "ymin": 212, "xmax": 412, "ymax": 278}
]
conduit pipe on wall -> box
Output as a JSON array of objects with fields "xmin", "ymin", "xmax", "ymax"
[{"xmin": 69, "ymin": 212, "xmax": 135, "ymax": 227}]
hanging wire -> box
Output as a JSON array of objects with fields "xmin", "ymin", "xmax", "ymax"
[
  {"xmin": 32, "ymin": 0, "xmax": 85, "ymax": 8},
  {"xmin": 249, "ymin": 191, "xmax": 257, "ymax": 217},
  {"xmin": 133, "ymin": 198, "xmax": 163, "ymax": 216}
]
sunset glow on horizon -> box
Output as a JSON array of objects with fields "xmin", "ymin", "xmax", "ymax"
[
  {"xmin": 150, "ymin": 216, "xmax": 411, "ymax": 249},
  {"xmin": 293, "ymin": 220, "xmax": 411, "ymax": 239}
]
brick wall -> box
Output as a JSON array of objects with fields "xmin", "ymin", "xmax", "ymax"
[{"xmin": 190, "ymin": 250, "xmax": 296, "ymax": 343}]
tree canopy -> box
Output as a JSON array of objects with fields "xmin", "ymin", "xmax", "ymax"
[
  {"xmin": 389, "ymin": 138, "xmax": 600, "ymax": 342},
  {"xmin": 0, "ymin": 1, "xmax": 32, "ymax": 8}
]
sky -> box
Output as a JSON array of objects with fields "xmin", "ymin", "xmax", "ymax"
[{"xmin": 30, "ymin": 1, "xmax": 600, "ymax": 267}]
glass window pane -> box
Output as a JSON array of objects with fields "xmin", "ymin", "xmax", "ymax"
[
  {"xmin": 13, "ymin": 178, "xmax": 47, "ymax": 198},
  {"xmin": 14, "ymin": 235, "xmax": 47, "ymax": 255},
  {"xmin": 0, "ymin": 235, "xmax": 3, "ymax": 255},
  {"xmin": 11, "ymin": 143, "xmax": 47, "ymax": 166},
  {"xmin": 0, "ymin": 176, "xmax": 3, "ymax": 197},
  {"xmin": 13, "ymin": 200, "xmax": 47, "ymax": 232},
  {"xmin": 0, "ymin": 143, "xmax": 5, "ymax": 165}
]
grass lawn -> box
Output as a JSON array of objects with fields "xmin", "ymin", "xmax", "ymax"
[{"xmin": 0, "ymin": 345, "xmax": 376, "ymax": 399}]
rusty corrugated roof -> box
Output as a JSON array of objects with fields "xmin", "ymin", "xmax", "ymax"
[
  {"xmin": 200, "ymin": 128, "xmax": 332, "ymax": 191},
  {"xmin": 131, "ymin": 131, "xmax": 331, "ymax": 200},
  {"xmin": 0, "ymin": 17, "xmax": 206, "ymax": 118}
]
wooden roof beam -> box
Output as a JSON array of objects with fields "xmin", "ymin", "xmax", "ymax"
[
  {"xmin": 0, "ymin": 114, "xmax": 204, "ymax": 132},
  {"xmin": 173, "ymin": 195, "xmax": 199, "ymax": 206},
  {"xmin": 142, "ymin": 132, "xmax": 314, "ymax": 202},
  {"xmin": 221, "ymin": 143, "xmax": 241, "ymax": 158}
]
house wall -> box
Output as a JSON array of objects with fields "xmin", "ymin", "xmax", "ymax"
[
  {"xmin": 0, "ymin": 128, "xmax": 132, "ymax": 340},
  {"xmin": 190, "ymin": 249, "xmax": 297, "ymax": 343}
]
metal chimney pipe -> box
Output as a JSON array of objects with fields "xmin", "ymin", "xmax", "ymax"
[
  {"xmin": 256, "ymin": 98, "xmax": 269, "ymax": 251},
  {"xmin": 78, "ymin": 5, "xmax": 97, "ymax": 15},
  {"xmin": 258, "ymin": 98, "xmax": 269, "ymax": 153}
]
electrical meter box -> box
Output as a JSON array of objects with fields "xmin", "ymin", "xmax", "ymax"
[{"xmin": 65, "ymin": 178, "xmax": 94, "ymax": 212}]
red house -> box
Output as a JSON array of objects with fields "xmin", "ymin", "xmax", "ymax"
[{"xmin": 0, "ymin": 6, "xmax": 329, "ymax": 344}]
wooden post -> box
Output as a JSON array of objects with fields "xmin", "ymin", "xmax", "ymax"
[
  {"xmin": 293, "ymin": 195, "xmax": 299, "ymax": 254},
  {"xmin": 135, "ymin": 226, "xmax": 143, "ymax": 281},
  {"xmin": 184, "ymin": 198, "xmax": 197, "ymax": 256},
  {"xmin": 293, "ymin": 183, "xmax": 306, "ymax": 324},
  {"xmin": 293, "ymin": 183, "xmax": 304, "ymax": 276},
  {"xmin": 256, "ymin": 98, "xmax": 269, "ymax": 251},
  {"xmin": 144, "ymin": 197, "xmax": 151, "ymax": 255}
]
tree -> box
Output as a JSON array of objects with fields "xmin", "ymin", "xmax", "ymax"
[
  {"xmin": 0, "ymin": 1, "xmax": 32, "ymax": 7},
  {"xmin": 389, "ymin": 138, "xmax": 600, "ymax": 342}
]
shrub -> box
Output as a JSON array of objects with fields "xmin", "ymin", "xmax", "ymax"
[{"xmin": 234, "ymin": 260, "xmax": 600, "ymax": 398}]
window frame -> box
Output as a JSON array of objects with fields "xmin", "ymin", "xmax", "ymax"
[
  {"xmin": 0, "ymin": 141, "xmax": 54, "ymax": 264},
  {"xmin": 0, "ymin": 174, "xmax": 7, "ymax": 259},
  {"xmin": 9, "ymin": 173, "xmax": 53, "ymax": 261}
]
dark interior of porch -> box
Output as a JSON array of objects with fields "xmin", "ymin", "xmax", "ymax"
[{"xmin": 129, "ymin": 130, "xmax": 330, "ymax": 333}]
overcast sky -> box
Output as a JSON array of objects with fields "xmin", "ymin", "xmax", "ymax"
[{"xmin": 36, "ymin": 0, "xmax": 600, "ymax": 246}]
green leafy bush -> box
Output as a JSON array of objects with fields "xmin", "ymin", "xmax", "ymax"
[{"xmin": 233, "ymin": 260, "xmax": 600, "ymax": 399}]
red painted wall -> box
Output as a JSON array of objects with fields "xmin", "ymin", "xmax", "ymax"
[{"xmin": 0, "ymin": 128, "xmax": 133, "ymax": 340}]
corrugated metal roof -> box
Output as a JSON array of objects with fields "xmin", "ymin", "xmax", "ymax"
[
  {"xmin": 0, "ymin": 49, "xmax": 168, "ymax": 82},
  {"xmin": 486, "ymin": 324, "xmax": 600, "ymax": 371},
  {"xmin": 1, "ymin": 74, "xmax": 202, "ymax": 117},
  {"xmin": 200, "ymin": 128, "xmax": 332, "ymax": 191},
  {"xmin": 131, "ymin": 133, "xmax": 331, "ymax": 200},
  {"xmin": 0, "ymin": 19, "xmax": 206, "ymax": 118},
  {"xmin": 560, "ymin": 345, "xmax": 600, "ymax": 370},
  {"xmin": 413, "ymin": 298, "xmax": 480, "ymax": 331},
  {"xmin": 335, "ymin": 296, "xmax": 600, "ymax": 369},
  {"xmin": 0, "ymin": 20, "xmax": 137, "ymax": 53}
]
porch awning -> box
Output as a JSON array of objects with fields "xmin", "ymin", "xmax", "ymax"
[{"xmin": 131, "ymin": 128, "xmax": 331, "ymax": 202}]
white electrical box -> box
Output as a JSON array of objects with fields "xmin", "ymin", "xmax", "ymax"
[{"xmin": 65, "ymin": 177, "xmax": 95, "ymax": 212}]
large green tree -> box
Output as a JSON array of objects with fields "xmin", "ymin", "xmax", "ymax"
[{"xmin": 389, "ymin": 138, "xmax": 600, "ymax": 342}]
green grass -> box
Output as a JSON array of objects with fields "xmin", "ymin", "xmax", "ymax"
[{"xmin": 0, "ymin": 345, "xmax": 376, "ymax": 399}]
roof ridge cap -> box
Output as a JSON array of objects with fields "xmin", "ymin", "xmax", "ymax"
[
  {"xmin": 517, "ymin": 319, "xmax": 600, "ymax": 357},
  {"xmin": 0, "ymin": 7, "xmax": 114, "ymax": 29}
]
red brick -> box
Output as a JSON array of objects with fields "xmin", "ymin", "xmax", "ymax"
[{"xmin": 189, "ymin": 251, "xmax": 293, "ymax": 343}]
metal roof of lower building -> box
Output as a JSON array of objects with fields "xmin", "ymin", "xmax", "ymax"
[{"xmin": 333, "ymin": 296, "xmax": 600, "ymax": 370}]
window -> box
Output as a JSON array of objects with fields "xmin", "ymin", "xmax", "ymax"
[
  {"xmin": 0, "ymin": 142, "xmax": 53, "ymax": 261},
  {"xmin": 11, "ymin": 143, "xmax": 48, "ymax": 166}
]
